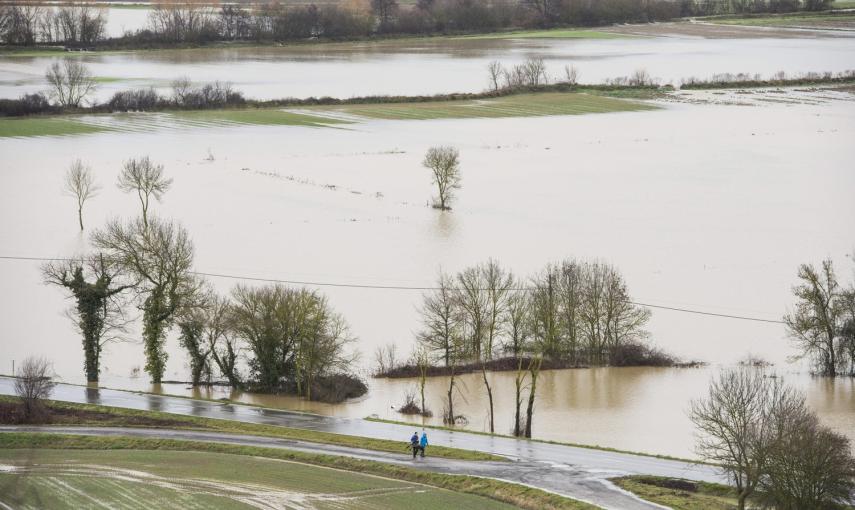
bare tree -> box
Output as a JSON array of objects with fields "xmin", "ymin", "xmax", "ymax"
[
  {"xmin": 63, "ymin": 159, "xmax": 99, "ymax": 231},
  {"xmin": 45, "ymin": 60, "xmax": 96, "ymax": 107},
  {"xmin": 422, "ymin": 146, "xmax": 461, "ymax": 211},
  {"xmin": 563, "ymin": 64, "xmax": 579, "ymax": 85},
  {"xmin": 42, "ymin": 254, "xmax": 133, "ymax": 382},
  {"xmin": 690, "ymin": 368, "xmax": 784, "ymax": 510},
  {"xmin": 373, "ymin": 343, "xmax": 399, "ymax": 375},
  {"xmin": 415, "ymin": 345, "xmax": 431, "ymax": 416},
  {"xmin": 761, "ymin": 410, "xmax": 855, "ymax": 509},
  {"xmin": 784, "ymin": 259, "xmax": 847, "ymax": 376},
  {"xmin": 487, "ymin": 60, "xmax": 504, "ymax": 92},
  {"xmin": 417, "ymin": 271, "xmax": 462, "ymax": 367},
  {"xmin": 116, "ymin": 156, "xmax": 173, "ymax": 227},
  {"xmin": 92, "ymin": 216, "xmax": 197, "ymax": 383},
  {"xmin": 14, "ymin": 356, "xmax": 56, "ymax": 420},
  {"xmin": 523, "ymin": 353, "xmax": 542, "ymax": 438}
]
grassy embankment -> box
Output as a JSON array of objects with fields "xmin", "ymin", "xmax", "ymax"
[
  {"xmin": 0, "ymin": 434, "xmax": 597, "ymax": 510},
  {"xmin": 613, "ymin": 476, "xmax": 763, "ymax": 510},
  {"xmin": 0, "ymin": 395, "xmax": 499, "ymax": 461}
]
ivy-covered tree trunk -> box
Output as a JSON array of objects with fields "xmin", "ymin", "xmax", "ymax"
[{"xmin": 142, "ymin": 291, "xmax": 170, "ymax": 384}]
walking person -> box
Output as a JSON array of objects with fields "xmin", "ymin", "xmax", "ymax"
[
  {"xmin": 410, "ymin": 432, "xmax": 420, "ymax": 459},
  {"xmin": 419, "ymin": 431, "xmax": 428, "ymax": 458}
]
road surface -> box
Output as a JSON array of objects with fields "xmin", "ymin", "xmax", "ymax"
[{"xmin": 0, "ymin": 377, "xmax": 724, "ymax": 509}]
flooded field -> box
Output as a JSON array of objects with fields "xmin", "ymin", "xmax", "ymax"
[
  {"xmin": 2, "ymin": 30, "xmax": 855, "ymax": 102},
  {"xmin": 1, "ymin": 78, "xmax": 854, "ymax": 457}
]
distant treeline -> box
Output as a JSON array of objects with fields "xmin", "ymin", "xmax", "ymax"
[{"xmin": 0, "ymin": 0, "xmax": 836, "ymax": 48}]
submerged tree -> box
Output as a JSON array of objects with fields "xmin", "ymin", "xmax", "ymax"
[
  {"xmin": 116, "ymin": 156, "xmax": 173, "ymax": 228},
  {"xmin": 230, "ymin": 284, "xmax": 356, "ymax": 399},
  {"xmin": 784, "ymin": 258, "xmax": 849, "ymax": 376},
  {"xmin": 417, "ymin": 271, "xmax": 462, "ymax": 367},
  {"xmin": 45, "ymin": 60, "xmax": 96, "ymax": 107},
  {"xmin": 63, "ymin": 159, "xmax": 99, "ymax": 232},
  {"xmin": 42, "ymin": 254, "xmax": 132, "ymax": 382},
  {"xmin": 93, "ymin": 216, "xmax": 197, "ymax": 383},
  {"xmin": 422, "ymin": 146, "xmax": 461, "ymax": 210}
]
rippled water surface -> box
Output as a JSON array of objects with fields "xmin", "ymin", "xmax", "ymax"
[{"xmin": 1, "ymin": 30, "xmax": 854, "ymax": 457}]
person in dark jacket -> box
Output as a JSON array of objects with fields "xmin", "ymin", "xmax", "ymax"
[{"xmin": 410, "ymin": 432, "xmax": 420, "ymax": 458}]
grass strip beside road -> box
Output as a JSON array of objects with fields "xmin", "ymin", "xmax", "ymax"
[
  {"xmin": 612, "ymin": 476, "xmax": 762, "ymax": 510},
  {"xmin": 0, "ymin": 433, "xmax": 597, "ymax": 510},
  {"xmin": 0, "ymin": 396, "xmax": 501, "ymax": 461}
]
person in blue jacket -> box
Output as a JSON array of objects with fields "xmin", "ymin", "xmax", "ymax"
[
  {"xmin": 410, "ymin": 432, "xmax": 420, "ymax": 458},
  {"xmin": 419, "ymin": 431, "xmax": 428, "ymax": 458}
]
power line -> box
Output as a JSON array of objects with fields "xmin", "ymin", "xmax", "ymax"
[{"xmin": 0, "ymin": 254, "xmax": 786, "ymax": 324}]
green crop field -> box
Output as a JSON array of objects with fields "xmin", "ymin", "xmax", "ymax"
[
  {"xmin": 307, "ymin": 92, "xmax": 656, "ymax": 121},
  {"xmin": 0, "ymin": 117, "xmax": 111, "ymax": 138},
  {"xmin": 173, "ymin": 108, "xmax": 350, "ymax": 128},
  {"xmin": 0, "ymin": 449, "xmax": 514, "ymax": 510}
]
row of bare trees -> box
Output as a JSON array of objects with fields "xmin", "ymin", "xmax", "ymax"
[
  {"xmin": 691, "ymin": 367, "xmax": 854, "ymax": 510},
  {"xmin": 785, "ymin": 257, "xmax": 855, "ymax": 377},
  {"xmin": 45, "ymin": 157, "xmax": 363, "ymax": 401},
  {"xmin": 0, "ymin": 4, "xmax": 106, "ymax": 45},
  {"xmin": 416, "ymin": 258, "xmax": 652, "ymax": 435}
]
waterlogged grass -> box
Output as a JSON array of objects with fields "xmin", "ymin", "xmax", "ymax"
[
  {"xmin": 0, "ymin": 434, "xmax": 596, "ymax": 510},
  {"xmin": 0, "ymin": 447, "xmax": 516, "ymax": 510},
  {"xmin": 0, "ymin": 116, "xmax": 110, "ymax": 138},
  {"xmin": 612, "ymin": 476, "xmax": 758, "ymax": 510},
  {"xmin": 0, "ymin": 109, "xmax": 346, "ymax": 139},
  {"xmin": 173, "ymin": 108, "xmax": 350, "ymax": 128},
  {"xmin": 311, "ymin": 92, "xmax": 655, "ymax": 121},
  {"xmin": 458, "ymin": 28, "xmax": 627, "ymax": 39},
  {"xmin": 708, "ymin": 13, "xmax": 855, "ymax": 26},
  {"xmin": 0, "ymin": 395, "xmax": 499, "ymax": 461}
]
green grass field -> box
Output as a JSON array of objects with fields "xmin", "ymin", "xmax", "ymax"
[
  {"xmin": 456, "ymin": 28, "xmax": 626, "ymax": 40},
  {"xmin": 0, "ymin": 109, "xmax": 346, "ymax": 138},
  {"xmin": 308, "ymin": 92, "xmax": 655, "ymax": 121},
  {"xmin": 708, "ymin": 13, "xmax": 855, "ymax": 26},
  {"xmin": 0, "ymin": 449, "xmax": 513, "ymax": 510},
  {"xmin": 0, "ymin": 433, "xmax": 597, "ymax": 510},
  {"xmin": 833, "ymin": 0, "xmax": 855, "ymax": 7},
  {"xmin": 0, "ymin": 117, "xmax": 111, "ymax": 138},
  {"xmin": 173, "ymin": 108, "xmax": 350, "ymax": 128}
]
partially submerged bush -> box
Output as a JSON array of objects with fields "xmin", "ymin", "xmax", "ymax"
[
  {"xmin": 0, "ymin": 93, "xmax": 55, "ymax": 117},
  {"xmin": 398, "ymin": 390, "xmax": 422, "ymax": 415},
  {"xmin": 608, "ymin": 341, "xmax": 675, "ymax": 367},
  {"xmin": 107, "ymin": 88, "xmax": 162, "ymax": 112}
]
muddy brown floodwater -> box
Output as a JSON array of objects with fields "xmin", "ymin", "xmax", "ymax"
[{"xmin": 1, "ymin": 32, "xmax": 854, "ymax": 457}]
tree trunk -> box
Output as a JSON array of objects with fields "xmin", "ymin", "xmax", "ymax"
[
  {"xmin": 525, "ymin": 368, "xmax": 538, "ymax": 438},
  {"xmin": 482, "ymin": 364, "xmax": 494, "ymax": 433},
  {"xmin": 77, "ymin": 206, "xmax": 83, "ymax": 231}
]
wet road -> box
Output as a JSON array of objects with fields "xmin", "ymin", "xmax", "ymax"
[{"xmin": 0, "ymin": 377, "xmax": 723, "ymax": 509}]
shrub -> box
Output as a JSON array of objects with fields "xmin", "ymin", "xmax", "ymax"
[
  {"xmin": 107, "ymin": 88, "xmax": 163, "ymax": 111},
  {"xmin": 0, "ymin": 92, "xmax": 55, "ymax": 117}
]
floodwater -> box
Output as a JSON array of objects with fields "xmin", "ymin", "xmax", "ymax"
[
  {"xmin": 2, "ymin": 30, "xmax": 855, "ymax": 102},
  {"xmin": 1, "ymin": 82, "xmax": 854, "ymax": 457}
]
